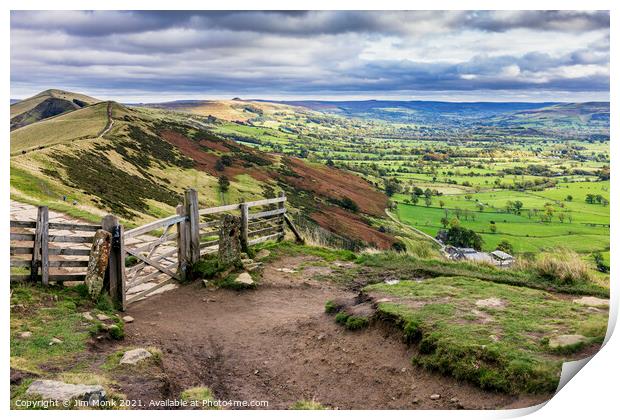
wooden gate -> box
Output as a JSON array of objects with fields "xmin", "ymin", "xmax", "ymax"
[{"xmin": 121, "ymin": 189, "xmax": 302, "ymax": 307}]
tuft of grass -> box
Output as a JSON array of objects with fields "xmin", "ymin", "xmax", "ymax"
[
  {"xmin": 290, "ymin": 399, "xmax": 328, "ymax": 410},
  {"xmin": 334, "ymin": 312, "xmax": 349, "ymax": 325},
  {"xmin": 324, "ymin": 300, "xmax": 337, "ymax": 314},
  {"xmin": 516, "ymin": 249, "xmax": 591, "ymax": 285},
  {"xmin": 345, "ymin": 316, "xmax": 369, "ymax": 330},
  {"xmin": 180, "ymin": 386, "xmax": 219, "ymax": 410}
]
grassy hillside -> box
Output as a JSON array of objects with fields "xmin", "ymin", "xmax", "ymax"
[
  {"xmin": 10, "ymin": 89, "xmax": 101, "ymax": 130},
  {"xmin": 11, "ymin": 102, "xmax": 110, "ymax": 153},
  {"xmin": 10, "ymin": 100, "xmax": 407, "ymax": 249}
]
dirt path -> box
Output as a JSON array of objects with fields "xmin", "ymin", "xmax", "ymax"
[
  {"xmin": 123, "ymin": 255, "xmax": 547, "ymax": 409},
  {"xmin": 97, "ymin": 101, "xmax": 115, "ymax": 138}
]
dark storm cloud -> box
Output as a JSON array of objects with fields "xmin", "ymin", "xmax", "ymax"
[{"xmin": 10, "ymin": 10, "xmax": 610, "ymax": 101}]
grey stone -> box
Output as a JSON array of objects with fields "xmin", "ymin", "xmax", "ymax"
[
  {"xmin": 49, "ymin": 337, "xmax": 63, "ymax": 345},
  {"xmin": 573, "ymin": 296, "xmax": 609, "ymax": 307},
  {"xmin": 234, "ymin": 272, "xmax": 254, "ymax": 285},
  {"xmin": 255, "ymin": 249, "xmax": 271, "ymax": 260},
  {"xmin": 82, "ymin": 312, "xmax": 94, "ymax": 321},
  {"xmin": 26, "ymin": 380, "xmax": 105, "ymax": 402},
  {"xmin": 84, "ymin": 230, "xmax": 112, "ymax": 300},
  {"xmin": 96, "ymin": 314, "xmax": 110, "ymax": 321},
  {"xmin": 430, "ymin": 394, "xmax": 441, "ymax": 400},
  {"xmin": 548, "ymin": 334, "xmax": 587, "ymax": 349},
  {"xmin": 18, "ymin": 331, "xmax": 32, "ymax": 338},
  {"xmin": 122, "ymin": 316, "xmax": 134, "ymax": 323},
  {"xmin": 218, "ymin": 214, "xmax": 242, "ymax": 266},
  {"xmin": 120, "ymin": 348, "xmax": 153, "ymax": 365}
]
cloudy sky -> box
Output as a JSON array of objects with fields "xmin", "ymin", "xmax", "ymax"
[{"xmin": 10, "ymin": 10, "xmax": 610, "ymax": 102}]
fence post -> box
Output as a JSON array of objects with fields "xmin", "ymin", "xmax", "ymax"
[
  {"xmin": 40, "ymin": 207, "xmax": 49, "ymax": 286},
  {"xmin": 277, "ymin": 192, "xmax": 286, "ymax": 241},
  {"xmin": 176, "ymin": 204, "xmax": 190, "ymax": 281},
  {"xmin": 184, "ymin": 189, "xmax": 200, "ymax": 265},
  {"xmin": 30, "ymin": 206, "xmax": 46, "ymax": 282},
  {"xmin": 240, "ymin": 202, "xmax": 249, "ymax": 253},
  {"xmin": 102, "ymin": 215, "xmax": 126, "ymax": 310}
]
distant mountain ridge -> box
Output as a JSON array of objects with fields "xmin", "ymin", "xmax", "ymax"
[{"xmin": 10, "ymin": 89, "xmax": 101, "ymax": 130}]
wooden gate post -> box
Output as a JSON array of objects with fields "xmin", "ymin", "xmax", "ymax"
[
  {"xmin": 40, "ymin": 207, "xmax": 49, "ymax": 285},
  {"xmin": 102, "ymin": 215, "xmax": 126, "ymax": 310},
  {"xmin": 184, "ymin": 189, "xmax": 200, "ymax": 265},
  {"xmin": 277, "ymin": 192, "xmax": 286, "ymax": 241},
  {"xmin": 176, "ymin": 204, "xmax": 190, "ymax": 281},
  {"xmin": 240, "ymin": 202, "xmax": 249, "ymax": 253},
  {"xmin": 31, "ymin": 206, "xmax": 49, "ymax": 284}
]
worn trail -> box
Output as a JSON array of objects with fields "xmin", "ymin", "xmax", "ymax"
[{"xmin": 122, "ymin": 255, "xmax": 548, "ymax": 409}]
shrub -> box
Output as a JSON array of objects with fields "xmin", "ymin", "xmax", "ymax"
[
  {"xmin": 390, "ymin": 241, "xmax": 407, "ymax": 253},
  {"xmin": 496, "ymin": 240, "xmax": 514, "ymax": 254}
]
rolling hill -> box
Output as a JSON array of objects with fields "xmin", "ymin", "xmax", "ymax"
[
  {"xmin": 10, "ymin": 89, "xmax": 101, "ymax": 130},
  {"xmin": 141, "ymin": 98, "xmax": 308, "ymax": 122},
  {"xmin": 10, "ymin": 96, "xmax": 397, "ymax": 249}
]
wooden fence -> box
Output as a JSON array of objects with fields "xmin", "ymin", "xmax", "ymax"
[
  {"xmin": 10, "ymin": 207, "xmax": 103, "ymax": 284},
  {"xmin": 10, "ymin": 190, "xmax": 301, "ymax": 308}
]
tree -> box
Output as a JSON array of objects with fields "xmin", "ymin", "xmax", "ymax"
[
  {"xmin": 558, "ymin": 212, "xmax": 565, "ymax": 223},
  {"xmin": 489, "ymin": 223, "xmax": 497, "ymax": 234},
  {"xmin": 218, "ymin": 175, "xmax": 230, "ymax": 193},
  {"xmin": 411, "ymin": 195, "xmax": 419, "ymax": 206},
  {"xmin": 440, "ymin": 217, "xmax": 450, "ymax": 228},
  {"xmin": 496, "ymin": 240, "xmax": 514, "ymax": 254},
  {"xmin": 445, "ymin": 226, "xmax": 483, "ymax": 250},
  {"xmin": 464, "ymin": 194, "xmax": 472, "ymax": 201},
  {"xmin": 585, "ymin": 194, "xmax": 595, "ymax": 204},
  {"xmin": 215, "ymin": 159, "xmax": 226, "ymax": 171},
  {"xmin": 566, "ymin": 195, "xmax": 573, "ymax": 202},
  {"xmin": 513, "ymin": 200, "xmax": 523, "ymax": 214},
  {"xmin": 384, "ymin": 178, "xmax": 401, "ymax": 197},
  {"xmin": 439, "ymin": 200, "xmax": 445, "ymax": 209},
  {"xmin": 424, "ymin": 197, "xmax": 432, "ymax": 207}
]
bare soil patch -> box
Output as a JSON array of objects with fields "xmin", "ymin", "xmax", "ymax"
[{"xmin": 121, "ymin": 256, "xmax": 547, "ymax": 409}]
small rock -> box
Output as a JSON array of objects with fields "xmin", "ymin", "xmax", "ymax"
[
  {"xmin": 202, "ymin": 297, "xmax": 207, "ymax": 302},
  {"xmin": 317, "ymin": 333, "xmax": 326, "ymax": 340},
  {"xmin": 385, "ymin": 279, "xmax": 400, "ymax": 285},
  {"xmin": 18, "ymin": 331, "xmax": 32, "ymax": 339},
  {"xmin": 122, "ymin": 316, "xmax": 134, "ymax": 323},
  {"xmin": 450, "ymin": 397, "xmax": 459, "ymax": 403},
  {"xmin": 475, "ymin": 297, "xmax": 506, "ymax": 308},
  {"xmin": 255, "ymin": 249, "xmax": 271, "ymax": 260},
  {"xmin": 573, "ymin": 296, "xmax": 609, "ymax": 308},
  {"xmin": 489, "ymin": 334, "xmax": 500, "ymax": 342},
  {"xmin": 401, "ymin": 367, "xmax": 407, "ymax": 373},
  {"xmin": 49, "ymin": 337, "xmax": 63, "ymax": 345},
  {"xmin": 202, "ymin": 280, "xmax": 210, "ymax": 288},
  {"xmin": 119, "ymin": 348, "xmax": 153, "ymax": 365},
  {"xmin": 276, "ymin": 268, "xmax": 297, "ymax": 273},
  {"xmin": 82, "ymin": 312, "xmax": 94, "ymax": 321},
  {"xmin": 412, "ymin": 398, "xmax": 419, "ymax": 404},
  {"xmin": 96, "ymin": 314, "xmax": 110, "ymax": 321},
  {"xmin": 254, "ymin": 369, "xmax": 259, "ymax": 375},
  {"xmin": 234, "ymin": 272, "xmax": 254, "ymax": 285},
  {"xmin": 548, "ymin": 334, "xmax": 587, "ymax": 349},
  {"xmin": 26, "ymin": 380, "xmax": 105, "ymax": 402},
  {"xmin": 430, "ymin": 394, "xmax": 441, "ymax": 400}
]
